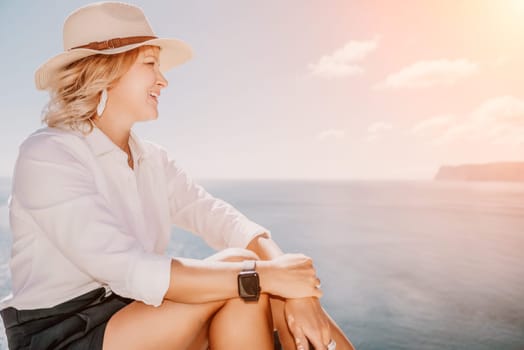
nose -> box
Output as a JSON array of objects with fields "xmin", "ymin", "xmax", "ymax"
[{"xmin": 156, "ymin": 71, "xmax": 168, "ymax": 88}]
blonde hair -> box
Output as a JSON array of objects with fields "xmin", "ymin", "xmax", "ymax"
[{"xmin": 41, "ymin": 45, "xmax": 155, "ymax": 134}]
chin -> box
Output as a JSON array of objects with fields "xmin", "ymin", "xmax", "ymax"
[{"xmin": 140, "ymin": 112, "xmax": 159, "ymax": 121}]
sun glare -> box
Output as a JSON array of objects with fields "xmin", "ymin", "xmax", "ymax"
[{"xmin": 513, "ymin": 0, "xmax": 524, "ymax": 12}]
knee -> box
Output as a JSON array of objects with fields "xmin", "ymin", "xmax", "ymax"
[
  {"xmin": 209, "ymin": 294, "xmax": 274, "ymax": 348},
  {"xmin": 206, "ymin": 248, "xmax": 260, "ymax": 263},
  {"xmin": 223, "ymin": 293, "xmax": 271, "ymax": 315},
  {"xmin": 240, "ymin": 292, "xmax": 270, "ymax": 304}
]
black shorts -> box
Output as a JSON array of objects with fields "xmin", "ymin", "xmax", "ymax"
[{"xmin": 0, "ymin": 287, "xmax": 133, "ymax": 350}]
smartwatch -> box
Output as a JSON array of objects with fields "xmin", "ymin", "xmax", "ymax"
[{"xmin": 237, "ymin": 260, "xmax": 261, "ymax": 302}]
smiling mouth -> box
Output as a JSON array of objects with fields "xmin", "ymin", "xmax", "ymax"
[{"xmin": 149, "ymin": 92, "xmax": 159, "ymax": 104}]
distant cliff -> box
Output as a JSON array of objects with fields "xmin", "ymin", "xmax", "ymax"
[{"xmin": 434, "ymin": 162, "xmax": 524, "ymax": 182}]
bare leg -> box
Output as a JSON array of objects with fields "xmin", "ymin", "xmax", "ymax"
[
  {"xmin": 103, "ymin": 248, "xmax": 274, "ymax": 350},
  {"xmin": 270, "ymin": 297, "xmax": 356, "ymax": 350},
  {"xmin": 209, "ymin": 294, "xmax": 274, "ymax": 350},
  {"xmin": 102, "ymin": 298, "xmax": 223, "ymax": 350},
  {"xmin": 207, "ymin": 248, "xmax": 274, "ymax": 349}
]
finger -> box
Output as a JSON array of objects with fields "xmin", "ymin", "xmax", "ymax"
[
  {"xmin": 296, "ymin": 254, "xmax": 313, "ymax": 266},
  {"xmin": 295, "ymin": 333, "xmax": 309, "ymax": 350},
  {"xmin": 303, "ymin": 326, "xmax": 326, "ymax": 350},
  {"xmin": 320, "ymin": 316, "xmax": 332, "ymax": 345},
  {"xmin": 307, "ymin": 336, "xmax": 324, "ymax": 350},
  {"xmin": 286, "ymin": 314, "xmax": 309, "ymax": 350}
]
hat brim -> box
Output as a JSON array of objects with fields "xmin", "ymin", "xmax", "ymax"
[{"xmin": 34, "ymin": 37, "xmax": 192, "ymax": 90}]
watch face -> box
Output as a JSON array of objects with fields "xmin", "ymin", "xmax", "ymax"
[{"xmin": 239, "ymin": 272, "xmax": 259, "ymax": 296}]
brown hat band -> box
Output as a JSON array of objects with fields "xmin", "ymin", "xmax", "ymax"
[{"xmin": 70, "ymin": 35, "xmax": 158, "ymax": 51}]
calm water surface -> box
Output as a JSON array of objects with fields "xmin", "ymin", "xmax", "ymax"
[{"xmin": 0, "ymin": 178, "xmax": 523, "ymax": 349}]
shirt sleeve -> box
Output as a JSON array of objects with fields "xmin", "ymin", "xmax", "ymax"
[
  {"xmin": 156, "ymin": 146, "xmax": 271, "ymax": 250},
  {"xmin": 11, "ymin": 134, "xmax": 171, "ymax": 307}
]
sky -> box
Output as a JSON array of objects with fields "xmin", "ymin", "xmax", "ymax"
[{"xmin": 1, "ymin": 0, "xmax": 523, "ymax": 180}]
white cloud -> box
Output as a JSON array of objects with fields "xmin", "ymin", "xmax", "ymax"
[
  {"xmin": 410, "ymin": 115, "xmax": 454, "ymax": 135},
  {"xmin": 414, "ymin": 95, "xmax": 524, "ymax": 146},
  {"xmin": 376, "ymin": 59, "xmax": 479, "ymax": 89},
  {"xmin": 470, "ymin": 95, "xmax": 524, "ymax": 125},
  {"xmin": 434, "ymin": 123, "xmax": 476, "ymax": 145},
  {"xmin": 466, "ymin": 96, "xmax": 524, "ymax": 146},
  {"xmin": 308, "ymin": 38, "xmax": 379, "ymax": 79},
  {"xmin": 316, "ymin": 129, "xmax": 346, "ymax": 141},
  {"xmin": 491, "ymin": 130, "xmax": 524, "ymax": 146}
]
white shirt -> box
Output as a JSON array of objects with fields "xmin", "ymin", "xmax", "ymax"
[{"xmin": 2, "ymin": 126, "xmax": 270, "ymax": 309}]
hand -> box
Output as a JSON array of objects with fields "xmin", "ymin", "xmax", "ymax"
[
  {"xmin": 258, "ymin": 254, "xmax": 322, "ymax": 299},
  {"xmin": 285, "ymin": 297, "xmax": 331, "ymax": 350}
]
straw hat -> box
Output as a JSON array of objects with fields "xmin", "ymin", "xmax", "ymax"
[{"xmin": 34, "ymin": 1, "xmax": 193, "ymax": 90}]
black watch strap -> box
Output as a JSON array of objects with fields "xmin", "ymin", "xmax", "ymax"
[{"xmin": 241, "ymin": 260, "xmax": 256, "ymax": 272}]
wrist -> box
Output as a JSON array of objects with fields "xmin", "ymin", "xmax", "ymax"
[
  {"xmin": 255, "ymin": 260, "xmax": 274, "ymax": 295},
  {"xmin": 237, "ymin": 260, "xmax": 262, "ymax": 302}
]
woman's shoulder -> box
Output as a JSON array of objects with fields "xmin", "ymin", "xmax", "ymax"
[
  {"xmin": 137, "ymin": 139, "xmax": 186, "ymax": 173},
  {"xmin": 19, "ymin": 126, "xmax": 90, "ymax": 159},
  {"xmin": 141, "ymin": 139, "xmax": 166, "ymax": 155}
]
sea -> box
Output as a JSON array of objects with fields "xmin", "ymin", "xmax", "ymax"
[{"xmin": 0, "ymin": 177, "xmax": 523, "ymax": 350}]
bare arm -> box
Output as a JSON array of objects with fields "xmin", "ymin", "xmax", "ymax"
[
  {"xmin": 163, "ymin": 254, "xmax": 321, "ymax": 304},
  {"xmin": 163, "ymin": 258, "xmax": 246, "ymax": 303},
  {"xmin": 246, "ymin": 234, "xmax": 284, "ymax": 259}
]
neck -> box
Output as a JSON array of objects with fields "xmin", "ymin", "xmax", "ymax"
[{"xmin": 92, "ymin": 117, "xmax": 132, "ymax": 153}]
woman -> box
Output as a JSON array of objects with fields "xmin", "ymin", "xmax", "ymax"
[{"xmin": 1, "ymin": 2, "xmax": 355, "ymax": 349}]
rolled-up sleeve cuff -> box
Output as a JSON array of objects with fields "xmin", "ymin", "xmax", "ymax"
[
  {"xmin": 128, "ymin": 253, "xmax": 172, "ymax": 307},
  {"xmin": 229, "ymin": 219, "xmax": 272, "ymax": 248}
]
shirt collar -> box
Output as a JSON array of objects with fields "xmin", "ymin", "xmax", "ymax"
[
  {"xmin": 129, "ymin": 129, "xmax": 150, "ymax": 161},
  {"xmin": 85, "ymin": 126, "xmax": 150, "ymax": 161}
]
